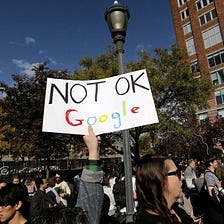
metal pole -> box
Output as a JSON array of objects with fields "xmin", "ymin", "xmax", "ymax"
[{"xmin": 116, "ymin": 39, "xmax": 134, "ymax": 223}]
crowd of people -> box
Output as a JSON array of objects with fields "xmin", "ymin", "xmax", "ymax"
[{"xmin": 0, "ymin": 126, "xmax": 224, "ymax": 224}]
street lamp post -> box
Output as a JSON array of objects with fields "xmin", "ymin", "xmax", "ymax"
[{"xmin": 105, "ymin": 1, "xmax": 134, "ymax": 223}]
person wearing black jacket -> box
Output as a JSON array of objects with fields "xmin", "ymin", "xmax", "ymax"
[{"xmin": 30, "ymin": 178, "xmax": 54, "ymax": 218}]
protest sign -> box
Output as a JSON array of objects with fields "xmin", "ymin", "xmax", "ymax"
[{"xmin": 42, "ymin": 69, "xmax": 159, "ymax": 135}]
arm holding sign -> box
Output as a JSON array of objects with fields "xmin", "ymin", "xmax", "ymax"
[{"xmin": 76, "ymin": 126, "xmax": 104, "ymax": 224}]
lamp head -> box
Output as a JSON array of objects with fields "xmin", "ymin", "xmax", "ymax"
[{"xmin": 105, "ymin": 1, "xmax": 130, "ymax": 43}]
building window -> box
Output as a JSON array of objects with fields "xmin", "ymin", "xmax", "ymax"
[
  {"xmin": 191, "ymin": 60, "xmax": 200, "ymax": 72},
  {"xmin": 178, "ymin": 0, "xmax": 187, "ymax": 6},
  {"xmin": 203, "ymin": 25, "xmax": 222, "ymax": 49},
  {"xmin": 197, "ymin": 0, "xmax": 214, "ymax": 10},
  {"xmin": 218, "ymin": 109, "xmax": 224, "ymax": 117},
  {"xmin": 183, "ymin": 23, "xmax": 192, "ymax": 35},
  {"xmin": 186, "ymin": 38, "xmax": 196, "ymax": 56},
  {"xmin": 198, "ymin": 112, "xmax": 208, "ymax": 121},
  {"xmin": 215, "ymin": 88, "xmax": 224, "ymax": 105},
  {"xmin": 211, "ymin": 69, "xmax": 224, "ymax": 85},
  {"xmin": 199, "ymin": 8, "xmax": 217, "ymax": 25},
  {"xmin": 208, "ymin": 50, "xmax": 224, "ymax": 67},
  {"xmin": 181, "ymin": 9, "xmax": 189, "ymax": 20}
]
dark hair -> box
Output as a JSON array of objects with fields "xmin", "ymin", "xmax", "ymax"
[
  {"xmin": 12, "ymin": 174, "xmax": 21, "ymax": 181},
  {"xmin": 113, "ymin": 178, "xmax": 126, "ymax": 210},
  {"xmin": 205, "ymin": 156, "xmax": 217, "ymax": 168},
  {"xmin": 30, "ymin": 207, "xmax": 88, "ymax": 224},
  {"xmin": 0, "ymin": 183, "xmax": 29, "ymax": 219},
  {"xmin": 35, "ymin": 177, "xmax": 44, "ymax": 189},
  {"xmin": 102, "ymin": 176, "xmax": 110, "ymax": 187},
  {"xmin": 196, "ymin": 165, "xmax": 206, "ymax": 176},
  {"xmin": 135, "ymin": 155, "xmax": 177, "ymax": 223}
]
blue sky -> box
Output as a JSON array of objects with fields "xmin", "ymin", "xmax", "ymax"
[{"xmin": 0, "ymin": 1, "xmax": 176, "ymax": 85}]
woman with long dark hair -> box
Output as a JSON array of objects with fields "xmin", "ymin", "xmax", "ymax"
[{"xmin": 135, "ymin": 155, "xmax": 189, "ymax": 224}]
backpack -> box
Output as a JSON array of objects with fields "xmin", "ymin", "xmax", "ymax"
[{"xmin": 199, "ymin": 170, "xmax": 224, "ymax": 213}]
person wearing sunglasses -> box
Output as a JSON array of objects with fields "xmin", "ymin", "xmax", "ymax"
[{"xmin": 135, "ymin": 155, "xmax": 196, "ymax": 224}]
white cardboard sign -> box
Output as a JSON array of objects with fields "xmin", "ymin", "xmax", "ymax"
[{"xmin": 42, "ymin": 69, "xmax": 159, "ymax": 135}]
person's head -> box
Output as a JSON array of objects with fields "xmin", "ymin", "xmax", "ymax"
[
  {"xmin": 188, "ymin": 159, "xmax": 196, "ymax": 170},
  {"xmin": 196, "ymin": 166, "xmax": 206, "ymax": 177},
  {"xmin": 47, "ymin": 177, "xmax": 56, "ymax": 188},
  {"xmin": 35, "ymin": 178, "xmax": 48, "ymax": 190},
  {"xmin": 30, "ymin": 207, "xmax": 88, "ymax": 224},
  {"xmin": 135, "ymin": 155, "xmax": 182, "ymax": 222},
  {"xmin": 0, "ymin": 179, "xmax": 7, "ymax": 189},
  {"xmin": 12, "ymin": 175, "xmax": 21, "ymax": 184},
  {"xmin": 102, "ymin": 176, "xmax": 110, "ymax": 187},
  {"xmin": 0, "ymin": 183, "xmax": 29, "ymax": 223},
  {"xmin": 205, "ymin": 156, "xmax": 219, "ymax": 169},
  {"xmin": 55, "ymin": 173, "xmax": 62, "ymax": 184},
  {"xmin": 24, "ymin": 175, "xmax": 34, "ymax": 185}
]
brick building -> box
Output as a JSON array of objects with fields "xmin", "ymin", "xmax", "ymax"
[{"xmin": 169, "ymin": 0, "xmax": 224, "ymax": 122}]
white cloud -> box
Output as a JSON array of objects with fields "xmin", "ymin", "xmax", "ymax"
[
  {"xmin": 136, "ymin": 44, "xmax": 153, "ymax": 53},
  {"xmin": 12, "ymin": 59, "xmax": 40, "ymax": 76},
  {"xmin": 9, "ymin": 36, "xmax": 36, "ymax": 46},
  {"xmin": 8, "ymin": 41, "xmax": 24, "ymax": 46},
  {"xmin": 25, "ymin": 37, "xmax": 36, "ymax": 45}
]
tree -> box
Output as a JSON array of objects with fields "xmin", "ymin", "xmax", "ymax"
[
  {"xmin": 0, "ymin": 44, "xmax": 213, "ymax": 163},
  {"xmin": 74, "ymin": 45, "xmax": 118, "ymax": 80},
  {"xmin": 192, "ymin": 116, "xmax": 224, "ymax": 159},
  {"xmin": 73, "ymin": 45, "xmax": 212, "ymax": 160},
  {"xmin": 0, "ymin": 106, "xmax": 15, "ymax": 159},
  {"xmin": 0, "ymin": 63, "xmax": 82, "ymax": 166}
]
